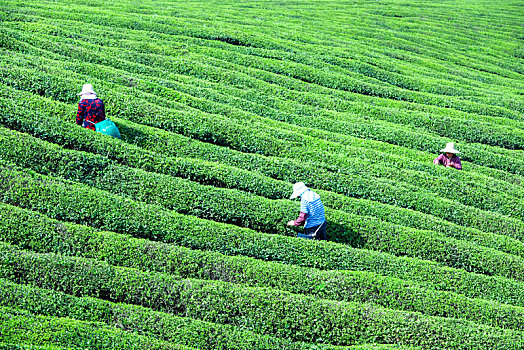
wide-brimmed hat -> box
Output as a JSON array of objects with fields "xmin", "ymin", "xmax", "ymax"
[
  {"xmin": 290, "ymin": 182, "xmax": 309, "ymax": 199},
  {"xmin": 440, "ymin": 142, "xmax": 460, "ymax": 154},
  {"xmin": 77, "ymin": 83, "xmax": 96, "ymax": 96}
]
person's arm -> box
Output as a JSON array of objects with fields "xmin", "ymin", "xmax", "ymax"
[
  {"xmin": 288, "ymin": 198, "xmax": 309, "ymax": 226},
  {"xmin": 433, "ymin": 154, "xmax": 443, "ymax": 165},
  {"xmin": 76, "ymin": 101, "xmax": 85, "ymax": 126},
  {"xmin": 287, "ymin": 212, "xmax": 308, "ymax": 226},
  {"xmin": 452, "ymin": 156, "xmax": 462, "ymax": 170}
]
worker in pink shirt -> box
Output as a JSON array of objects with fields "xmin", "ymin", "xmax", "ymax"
[{"xmin": 433, "ymin": 142, "xmax": 462, "ymax": 170}]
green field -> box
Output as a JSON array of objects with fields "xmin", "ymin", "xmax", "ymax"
[{"xmin": 0, "ymin": 0, "xmax": 523, "ymax": 348}]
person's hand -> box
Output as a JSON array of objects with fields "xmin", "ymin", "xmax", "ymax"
[{"xmin": 287, "ymin": 220, "xmax": 295, "ymax": 226}]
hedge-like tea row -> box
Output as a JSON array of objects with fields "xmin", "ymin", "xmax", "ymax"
[
  {"xmin": 4, "ymin": 97, "xmax": 524, "ymax": 294},
  {"xmin": 2, "ymin": 160, "xmax": 524, "ymax": 281},
  {"xmin": 3, "ymin": 85, "xmax": 521, "ymax": 248},
  {"xmin": 3, "ymin": 202, "xmax": 524, "ymax": 329},
  {"xmin": 2, "ymin": 127, "xmax": 523, "ymax": 260},
  {"xmin": 13, "ymin": 14, "xmax": 520, "ymax": 107},
  {"xmin": 0, "ymin": 306, "xmax": 191, "ymax": 350},
  {"xmin": 3, "ymin": 43, "xmax": 524, "ymax": 203},
  {"xmin": 1, "ymin": 244, "xmax": 523, "ymax": 349},
  {"xmin": 3, "ymin": 45, "xmax": 523, "ymax": 198},
  {"xmin": 1, "ymin": 60, "xmax": 523, "ymax": 229},
  {"xmin": 0, "ymin": 279, "xmax": 337, "ymax": 350},
  {"xmin": 4, "ymin": 22, "xmax": 524, "ymax": 171},
  {"xmin": 3, "ymin": 1, "xmax": 523, "ymax": 349},
  {"xmin": 143, "ymin": 62, "xmax": 524, "ymax": 151},
  {"xmin": 1, "ymin": 166, "xmax": 524, "ymax": 308},
  {"xmin": 4, "ymin": 61, "xmax": 524, "ymax": 232},
  {"xmin": 3, "ymin": 5, "xmax": 521, "ymax": 124},
  {"xmin": 5, "ymin": 19, "xmax": 521, "ymax": 157},
  {"xmin": 68, "ymin": 120, "xmax": 524, "ymax": 252},
  {"xmin": 12, "ymin": 0, "xmax": 524, "ymax": 100},
  {"xmin": 7, "ymin": 0, "xmax": 523, "ymax": 89},
  {"xmin": 4, "ymin": 15, "xmax": 516, "ymax": 116},
  {"xmin": 0, "ymin": 276, "xmax": 411, "ymax": 350},
  {"xmin": 2, "ymin": 87, "xmax": 524, "ymax": 244},
  {"xmin": 0, "ymin": 285, "xmax": 407, "ymax": 350},
  {"xmin": 6, "ymin": 18, "xmax": 524, "ymax": 154},
  {"xmin": 3, "ymin": 28, "xmax": 524, "ymax": 188}
]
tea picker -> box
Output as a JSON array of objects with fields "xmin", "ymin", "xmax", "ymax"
[
  {"xmin": 76, "ymin": 84, "xmax": 120, "ymax": 139},
  {"xmin": 287, "ymin": 182, "xmax": 327, "ymax": 240},
  {"xmin": 433, "ymin": 142, "xmax": 462, "ymax": 170}
]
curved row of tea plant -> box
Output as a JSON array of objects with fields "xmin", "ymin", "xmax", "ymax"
[
  {"xmin": 2, "ymin": 127, "xmax": 522, "ymax": 258},
  {"xmin": 16, "ymin": 16, "xmax": 520, "ymax": 106},
  {"xmin": 2, "ymin": 162, "xmax": 524, "ymax": 305},
  {"xmin": 2, "ymin": 44, "xmax": 523, "ymax": 193},
  {"xmin": 0, "ymin": 282, "xmax": 412, "ymax": 350},
  {"xmin": 2, "ymin": 243, "xmax": 523, "ymax": 349},
  {"xmin": 0, "ymin": 281, "xmax": 413, "ymax": 350},
  {"xmin": 3, "ymin": 3, "xmax": 522, "ymax": 123},
  {"xmin": 3, "ymin": 160, "xmax": 524, "ymax": 280},
  {"xmin": 0, "ymin": 306, "xmax": 190, "ymax": 350},
  {"xmin": 3, "ymin": 26, "xmax": 524, "ymax": 182},
  {"xmin": 4, "ymin": 0, "xmax": 524, "ymax": 348},
  {"xmin": 2, "ymin": 88, "xmax": 524, "ymax": 244},
  {"xmin": 2, "ymin": 48, "xmax": 524, "ymax": 221},
  {"xmin": 5, "ymin": 17, "xmax": 523, "ymax": 126},
  {"xmin": 2, "ymin": 19, "xmax": 520, "ymax": 157},
  {"xmin": 3, "ymin": 18, "xmax": 521, "ymax": 167},
  {"xmin": 0, "ymin": 282, "xmax": 336, "ymax": 350},
  {"xmin": 2, "ymin": 202, "xmax": 524, "ymax": 330},
  {"xmin": 9, "ymin": 0, "xmax": 523, "ymax": 86}
]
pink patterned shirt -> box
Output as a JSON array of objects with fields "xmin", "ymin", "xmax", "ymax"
[{"xmin": 433, "ymin": 154, "xmax": 462, "ymax": 170}]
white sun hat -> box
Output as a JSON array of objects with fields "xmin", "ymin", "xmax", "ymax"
[
  {"xmin": 290, "ymin": 182, "xmax": 309, "ymax": 199},
  {"xmin": 77, "ymin": 83, "xmax": 96, "ymax": 96},
  {"xmin": 440, "ymin": 142, "xmax": 460, "ymax": 154}
]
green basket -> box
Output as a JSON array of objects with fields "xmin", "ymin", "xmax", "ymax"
[{"xmin": 95, "ymin": 119, "xmax": 121, "ymax": 139}]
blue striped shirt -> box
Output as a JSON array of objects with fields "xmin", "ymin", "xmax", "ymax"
[{"xmin": 300, "ymin": 190, "xmax": 326, "ymax": 228}]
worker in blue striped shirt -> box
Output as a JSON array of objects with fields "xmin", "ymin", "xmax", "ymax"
[{"xmin": 287, "ymin": 182, "xmax": 327, "ymax": 240}]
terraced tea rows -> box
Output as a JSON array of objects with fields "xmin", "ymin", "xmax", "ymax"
[{"xmin": 1, "ymin": 0, "xmax": 523, "ymax": 348}]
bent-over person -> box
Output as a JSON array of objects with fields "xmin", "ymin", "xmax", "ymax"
[
  {"xmin": 287, "ymin": 182, "xmax": 327, "ymax": 240},
  {"xmin": 434, "ymin": 142, "xmax": 462, "ymax": 170},
  {"xmin": 76, "ymin": 84, "xmax": 106, "ymax": 130}
]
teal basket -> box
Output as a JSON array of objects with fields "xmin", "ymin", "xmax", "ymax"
[{"xmin": 95, "ymin": 119, "xmax": 121, "ymax": 139}]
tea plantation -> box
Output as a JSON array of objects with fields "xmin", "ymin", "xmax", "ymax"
[{"xmin": 0, "ymin": 0, "xmax": 523, "ymax": 348}]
